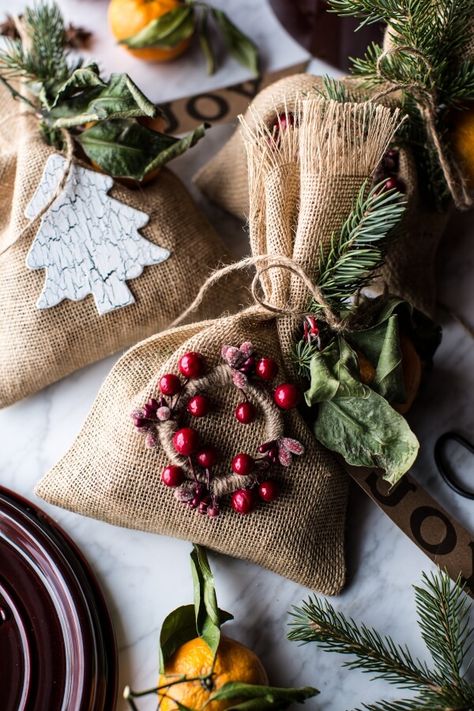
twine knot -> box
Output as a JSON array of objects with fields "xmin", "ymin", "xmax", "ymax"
[{"xmin": 373, "ymin": 45, "xmax": 473, "ymax": 211}]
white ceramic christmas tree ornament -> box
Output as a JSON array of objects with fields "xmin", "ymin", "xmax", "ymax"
[{"xmin": 25, "ymin": 153, "xmax": 170, "ymax": 315}]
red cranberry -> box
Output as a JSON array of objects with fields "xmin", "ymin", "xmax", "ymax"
[
  {"xmin": 259, "ymin": 480, "xmax": 280, "ymax": 502},
  {"xmin": 256, "ymin": 357, "xmax": 279, "ymax": 381},
  {"xmin": 231, "ymin": 453, "xmax": 255, "ymax": 476},
  {"xmin": 382, "ymin": 176, "xmax": 405, "ymax": 193},
  {"xmin": 159, "ymin": 373, "xmax": 181, "ymax": 396},
  {"xmin": 161, "ymin": 465, "xmax": 184, "ymax": 487},
  {"xmin": 172, "ymin": 427, "xmax": 199, "ymax": 456},
  {"xmin": 178, "ymin": 352, "xmax": 204, "ymax": 378},
  {"xmin": 235, "ymin": 401, "xmax": 256, "ymax": 424},
  {"xmin": 196, "ymin": 446, "xmax": 219, "ymax": 469},
  {"xmin": 231, "ymin": 489, "xmax": 256, "ymax": 515},
  {"xmin": 278, "ymin": 112, "xmax": 294, "ymax": 129},
  {"xmin": 187, "ymin": 394, "xmax": 210, "ymax": 417},
  {"xmin": 240, "ymin": 356, "xmax": 255, "ymax": 374},
  {"xmin": 274, "ymin": 383, "xmax": 301, "ymax": 410}
]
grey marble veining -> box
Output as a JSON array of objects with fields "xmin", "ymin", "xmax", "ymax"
[{"xmin": 0, "ymin": 2, "xmax": 473, "ymax": 709}]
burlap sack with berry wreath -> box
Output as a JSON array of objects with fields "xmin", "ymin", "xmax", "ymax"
[
  {"xmin": 194, "ymin": 73, "xmax": 450, "ymax": 317},
  {"xmin": 0, "ymin": 83, "xmax": 242, "ymax": 409},
  {"xmin": 36, "ymin": 96, "xmax": 403, "ymax": 593}
]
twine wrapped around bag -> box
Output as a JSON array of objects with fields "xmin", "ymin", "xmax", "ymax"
[
  {"xmin": 0, "ymin": 82, "xmax": 243, "ymax": 408},
  {"xmin": 194, "ymin": 73, "xmax": 450, "ymax": 317},
  {"xmin": 36, "ymin": 95, "xmax": 402, "ymax": 593}
]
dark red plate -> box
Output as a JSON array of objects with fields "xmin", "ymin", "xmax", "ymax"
[{"xmin": 0, "ymin": 486, "xmax": 117, "ymax": 711}]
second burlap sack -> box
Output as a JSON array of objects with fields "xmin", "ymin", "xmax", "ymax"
[
  {"xmin": 0, "ymin": 83, "xmax": 243, "ymax": 408},
  {"xmin": 195, "ymin": 73, "xmax": 450, "ymax": 317},
  {"xmin": 36, "ymin": 96, "xmax": 402, "ymax": 592}
]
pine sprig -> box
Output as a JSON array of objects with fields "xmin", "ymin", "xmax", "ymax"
[
  {"xmin": 312, "ymin": 180, "xmax": 406, "ymax": 312},
  {"xmin": 0, "ymin": 3, "xmax": 73, "ymax": 101},
  {"xmin": 414, "ymin": 572, "xmax": 473, "ymax": 686},
  {"xmin": 288, "ymin": 569, "xmax": 474, "ymax": 711}
]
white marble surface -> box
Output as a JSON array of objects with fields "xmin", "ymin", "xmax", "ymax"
[{"xmin": 0, "ymin": 1, "xmax": 473, "ymax": 709}]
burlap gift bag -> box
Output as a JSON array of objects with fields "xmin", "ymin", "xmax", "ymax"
[
  {"xmin": 195, "ymin": 73, "xmax": 450, "ymax": 317},
  {"xmin": 36, "ymin": 96, "xmax": 402, "ymax": 593},
  {"xmin": 0, "ymin": 83, "xmax": 242, "ymax": 409}
]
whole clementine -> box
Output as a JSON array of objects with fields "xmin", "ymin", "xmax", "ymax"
[
  {"xmin": 451, "ymin": 104, "xmax": 474, "ymax": 188},
  {"xmin": 108, "ymin": 0, "xmax": 193, "ymax": 62},
  {"xmin": 158, "ymin": 636, "xmax": 268, "ymax": 710}
]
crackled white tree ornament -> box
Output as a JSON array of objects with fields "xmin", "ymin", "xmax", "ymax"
[{"xmin": 25, "ymin": 153, "xmax": 170, "ymax": 315}]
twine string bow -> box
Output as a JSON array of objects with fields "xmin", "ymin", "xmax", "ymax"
[{"xmin": 170, "ymin": 254, "xmax": 350, "ymax": 332}]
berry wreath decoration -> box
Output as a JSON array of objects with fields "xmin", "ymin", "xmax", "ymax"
[{"xmin": 131, "ymin": 342, "xmax": 304, "ymax": 519}]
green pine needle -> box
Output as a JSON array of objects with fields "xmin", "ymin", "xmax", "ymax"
[
  {"xmin": 0, "ymin": 2, "xmax": 75, "ymax": 105},
  {"xmin": 312, "ymin": 180, "xmax": 406, "ymax": 312},
  {"xmin": 288, "ymin": 569, "xmax": 474, "ymax": 710}
]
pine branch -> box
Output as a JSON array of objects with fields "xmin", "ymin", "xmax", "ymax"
[
  {"xmin": 292, "ymin": 340, "xmax": 319, "ymax": 377},
  {"xmin": 288, "ymin": 569, "xmax": 474, "ymax": 711},
  {"xmin": 288, "ymin": 596, "xmax": 434, "ymax": 690},
  {"xmin": 312, "ymin": 180, "xmax": 406, "ymax": 311},
  {"xmin": 414, "ymin": 572, "xmax": 474, "ymax": 685}
]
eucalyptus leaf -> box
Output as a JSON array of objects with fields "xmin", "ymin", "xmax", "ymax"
[
  {"xmin": 315, "ymin": 391, "xmax": 419, "ymax": 485},
  {"xmin": 121, "ymin": 6, "xmax": 195, "ymax": 49},
  {"xmin": 77, "ymin": 119, "xmax": 206, "ymax": 179},
  {"xmin": 159, "ymin": 604, "xmax": 197, "ymax": 674},
  {"xmin": 208, "ymin": 682, "xmax": 318, "ymax": 708},
  {"xmin": 211, "ymin": 9, "xmax": 259, "ymax": 75},
  {"xmin": 51, "ymin": 73, "xmax": 156, "ymax": 128}
]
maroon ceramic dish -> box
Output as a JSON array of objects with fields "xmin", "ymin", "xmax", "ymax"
[{"xmin": 0, "ymin": 486, "xmax": 117, "ymax": 710}]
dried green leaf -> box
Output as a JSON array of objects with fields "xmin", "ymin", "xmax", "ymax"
[
  {"xmin": 121, "ymin": 6, "xmax": 195, "ymax": 49},
  {"xmin": 211, "ymin": 9, "xmax": 259, "ymax": 75},
  {"xmin": 208, "ymin": 682, "xmax": 318, "ymax": 709},
  {"xmin": 159, "ymin": 604, "xmax": 197, "ymax": 674},
  {"xmin": 77, "ymin": 119, "xmax": 206, "ymax": 180},
  {"xmin": 51, "ymin": 73, "xmax": 156, "ymax": 128},
  {"xmin": 198, "ymin": 10, "xmax": 217, "ymax": 75}
]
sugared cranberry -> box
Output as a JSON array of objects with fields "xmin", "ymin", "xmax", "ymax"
[
  {"xmin": 231, "ymin": 489, "xmax": 256, "ymax": 514},
  {"xmin": 256, "ymin": 357, "xmax": 279, "ymax": 381},
  {"xmin": 274, "ymin": 383, "xmax": 301, "ymax": 410},
  {"xmin": 196, "ymin": 446, "xmax": 219, "ymax": 469},
  {"xmin": 172, "ymin": 427, "xmax": 199, "ymax": 456},
  {"xmin": 198, "ymin": 500, "xmax": 209, "ymax": 515},
  {"xmin": 187, "ymin": 394, "xmax": 210, "ymax": 417},
  {"xmin": 132, "ymin": 414, "xmax": 147, "ymax": 428},
  {"xmin": 178, "ymin": 352, "xmax": 204, "ymax": 378},
  {"xmin": 207, "ymin": 504, "xmax": 220, "ymax": 518},
  {"xmin": 159, "ymin": 373, "xmax": 181, "ymax": 396},
  {"xmin": 235, "ymin": 401, "xmax": 256, "ymax": 424},
  {"xmin": 231, "ymin": 453, "xmax": 255, "ymax": 476},
  {"xmin": 259, "ymin": 480, "xmax": 280, "ymax": 502},
  {"xmin": 143, "ymin": 398, "xmax": 159, "ymax": 419},
  {"xmin": 161, "ymin": 465, "xmax": 184, "ymax": 487}
]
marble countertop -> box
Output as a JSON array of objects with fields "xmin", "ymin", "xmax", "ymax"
[{"xmin": 0, "ymin": 1, "xmax": 473, "ymax": 709}]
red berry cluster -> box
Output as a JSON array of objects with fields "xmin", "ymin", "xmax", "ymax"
[
  {"xmin": 375, "ymin": 147, "xmax": 405, "ymax": 194},
  {"xmin": 132, "ymin": 343, "xmax": 303, "ymax": 519},
  {"xmin": 269, "ymin": 111, "xmax": 296, "ymax": 148}
]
